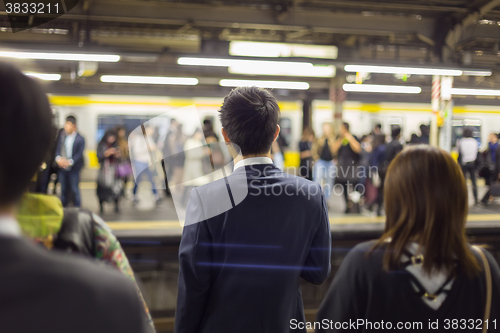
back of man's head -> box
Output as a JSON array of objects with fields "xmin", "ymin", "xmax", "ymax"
[
  {"xmin": 391, "ymin": 126, "xmax": 401, "ymax": 139},
  {"xmin": 0, "ymin": 63, "xmax": 53, "ymax": 207},
  {"xmin": 219, "ymin": 87, "xmax": 280, "ymax": 155}
]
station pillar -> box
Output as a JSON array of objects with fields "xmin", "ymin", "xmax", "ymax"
[
  {"xmin": 330, "ymin": 77, "xmax": 345, "ymax": 133},
  {"xmin": 302, "ymin": 97, "xmax": 312, "ymax": 131},
  {"xmin": 430, "ymin": 76, "xmax": 440, "ymax": 147},
  {"xmin": 438, "ymin": 76, "xmax": 454, "ymax": 152}
]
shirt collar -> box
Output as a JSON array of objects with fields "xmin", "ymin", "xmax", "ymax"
[
  {"xmin": 234, "ymin": 157, "xmax": 273, "ymax": 171},
  {"xmin": 0, "ymin": 214, "xmax": 21, "ymax": 238},
  {"xmin": 66, "ymin": 132, "xmax": 77, "ymax": 139}
]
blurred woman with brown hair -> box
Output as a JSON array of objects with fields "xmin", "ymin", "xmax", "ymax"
[{"xmin": 317, "ymin": 145, "xmax": 500, "ymax": 332}]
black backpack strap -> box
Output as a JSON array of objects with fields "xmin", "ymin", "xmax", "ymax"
[{"xmin": 53, "ymin": 208, "xmax": 96, "ymax": 257}]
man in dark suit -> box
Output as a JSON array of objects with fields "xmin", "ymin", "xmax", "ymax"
[
  {"xmin": 55, "ymin": 115, "xmax": 85, "ymax": 207},
  {"xmin": 175, "ymin": 87, "xmax": 331, "ymax": 333},
  {"xmin": 0, "ymin": 63, "xmax": 149, "ymax": 333}
]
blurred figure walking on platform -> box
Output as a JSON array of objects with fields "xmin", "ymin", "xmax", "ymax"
[
  {"xmin": 40, "ymin": 128, "xmax": 64, "ymax": 194},
  {"xmin": 299, "ymin": 127, "xmax": 315, "ymax": 180},
  {"xmin": 418, "ymin": 124, "xmax": 430, "ymax": 144},
  {"xmin": 312, "ymin": 122, "xmax": 336, "ymax": 202},
  {"xmin": 97, "ymin": 130, "xmax": 122, "ymax": 213},
  {"xmin": 458, "ymin": 128, "xmax": 479, "ymax": 205},
  {"xmin": 333, "ymin": 122, "xmax": 361, "ymax": 213},
  {"xmin": 116, "ymin": 126, "xmax": 132, "ymax": 197},
  {"xmin": 481, "ymin": 133, "xmax": 500, "ymax": 205},
  {"xmin": 55, "ymin": 115, "xmax": 85, "ymax": 207},
  {"xmin": 130, "ymin": 127, "xmax": 161, "ymax": 205}
]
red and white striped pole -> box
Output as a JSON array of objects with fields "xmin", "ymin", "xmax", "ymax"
[{"xmin": 430, "ymin": 75, "xmax": 441, "ymax": 146}]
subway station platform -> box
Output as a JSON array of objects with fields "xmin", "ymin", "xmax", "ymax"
[{"xmin": 70, "ymin": 178, "xmax": 500, "ymax": 239}]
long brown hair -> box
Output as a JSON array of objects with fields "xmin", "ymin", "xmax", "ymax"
[{"xmin": 374, "ymin": 145, "xmax": 480, "ymax": 277}]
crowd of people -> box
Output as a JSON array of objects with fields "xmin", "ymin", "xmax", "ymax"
[
  {"xmin": 298, "ymin": 122, "xmax": 500, "ymax": 214},
  {"xmin": 2, "ymin": 63, "xmax": 500, "ymax": 333}
]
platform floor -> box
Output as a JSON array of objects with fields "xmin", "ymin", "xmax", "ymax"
[{"xmin": 49, "ymin": 176, "xmax": 500, "ymax": 237}]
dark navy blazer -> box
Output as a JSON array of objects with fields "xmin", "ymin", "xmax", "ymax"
[
  {"xmin": 176, "ymin": 163, "xmax": 331, "ymax": 333},
  {"xmin": 55, "ymin": 133, "xmax": 85, "ymax": 172}
]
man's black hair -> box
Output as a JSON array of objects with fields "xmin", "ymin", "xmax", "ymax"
[
  {"xmin": 375, "ymin": 123, "xmax": 382, "ymax": 129},
  {"xmin": 219, "ymin": 87, "xmax": 280, "ymax": 155},
  {"xmin": 391, "ymin": 126, "xmax": 401, "ymax": 138},
  {"xmin": 462, "ymin": 128, "xmax": 473, "ymax": 138},
  {"xmin": 0, "ymin": 63, "xmax": 54, "ymax": 206},
  {"xmin": 342, "ymin": 122, "xmax": 350, "ymax": 132},
  {"xmin": 66, "ymin": 115, "xmax": 77, "ymax": 125}
]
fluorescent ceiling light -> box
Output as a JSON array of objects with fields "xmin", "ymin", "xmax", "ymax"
[
  {"xmin": 0, "ymin": 51, "xmax": 120, "ymax": 62},
  {"xmin": 229, "ymin": 41, "xmax": 338, "ymax": 59},
  {"xmin": 101, "ymin": 75, "xmax": 198, "ymax": 85},
  {"xmin": 228, "ymin": 64, "xmax": 335, "ymax": 77},
  {"xmin": 462, "ymin": 70, "xmax": 492, "ymax": 76},
  {"xmin": 220, "ymin": 79, "xmax": 309, "ymax": 90},
  {"xmin": 179, "ymin": 57, "xmax": 335, "ymax": 77},
  {"xmin": 344, "ymin": 65, "xmax": 462, "ymax": 76},
  {"xmin": 451, "ymin": 88, "xmax": 500, "ymax": 96},
  {"xmin": 25, "ymin": 72, "xmax": 61, "ymax": 81},
  {"xmin": 343, "ymin": 84, "xmax": 421, "ymax": 94}
]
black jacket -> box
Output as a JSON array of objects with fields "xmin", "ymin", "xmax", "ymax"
[
  {"xmin": 176, "ymin": 164, "xmax": 331, "ymax": 333},
  {"xmin": 0, "ymin": 235, "xmax": 148, "ymax": 333}
]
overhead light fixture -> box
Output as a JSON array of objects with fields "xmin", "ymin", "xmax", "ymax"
[
  {"xmin": 178, "ymin": 57, "xmax": 335, "ymax": 78},
  {"xmin": 101, "ymin": 75, "xmax": 198, "ymax": 85},
  {"xmin": 229, "ymin": 41, "xmax": 338, "ymax": 59},
  {"xmin": 451, "ymin": 88, "xmax": 500, "ymax": 96},
  {"xmin": 461, "ymin": 70, "xmax": 493, "ymax": 76},
  {"xmin": 228, "ymin": 64, "xmax": 335, "ymax": 77},
  {"xmin": 0, "ymin": 51, "xmax": 120, "ymax": 62},
  {"xmin": 342, "ymin": 84, "xmax": 421, "ymax": 94},
  {"xmin": 220, "ymin": 79, "xmax": 309, "ymax": 90},
  {"xmin": 25, "ymin": 72, "xmax": 61, "ymax": 81},
  {"xmin": 344, "ymin": 65, "xmax": 462, "ymax": 76}
]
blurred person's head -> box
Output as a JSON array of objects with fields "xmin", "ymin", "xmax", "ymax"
[
  {"xmin": 462, "ymin": 128, "xmax": 473, "ymax": 138},
  {"xmin": 410, "ymin": 133, "xmax": 419, "ymax": 143},
  {"xmin": 64, "ymin": 116, "xmax": 77, "ymax": 135},
  {"xmin": 488, "ymin": 132, "xmax": 498, "ymax": 143},
  {"xmin": 100, "ymin": 130, "xmax": 117, "ymax": 146},
  {"xmin": 219, "ymin": 87, "xmax": 280, "ymax": 156},
  {"xmin": 374, "ymin": 123, "xmax": 382, "ymax": 135},
  {"xmin": 391, "ymin": 126, "xmax": 401, "ymax": 139},
  {"xmin": 322, "ymin": 122, "xmax": 332, "ymax": 137},
  {"xmin": 373, "ymin": 133, "xmax": 386, "ymax": 147},
  {"xmin": 0, "ymin": 63, "xmax": 54, "ymax": 211},
  {"xmin": 203, "ymin": 118, "xmax": 214, "ymax": 130},
  {"xmin": 378, "ymin": 145, "xmax": 480, "ymax": 277},
  {"xmin": 340, "ymin": 122, "xmax": 350, "ymax": 136},
  {"xmin": 193, "ymin": 129, "xmax": 204, "ymax": 141},
  {"xmin": 419, "ymin": 124, "xmax": 429, "ymax": 136},
  {"xmin": 301, "ymin": 127, "xmax": 315, "ymax": 141},
  {"xmin": 115, "ymin": 126, "xmax": 126, "ymax": 139}
]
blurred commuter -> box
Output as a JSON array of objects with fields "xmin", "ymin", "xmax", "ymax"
[
  {"xmin": 373, "ymin": 126, "xmax": 403, "ymax": 216},
  {"xmin": 408, "ymin": 133, "xmax": 419, "ymax": 145},
  {"xmin": 55, "ymin": 115, "xmax": 85, "ymax": 207},
  {"xmin": 312, "ymin": 122, "xmax": 336, "ymax": 202},
  {"xmin": 481, "ymin": 134, "xmax": 500, "ymax": 205},
  {"xmin": 0, "ymin": 63, "xmax": 148, "ymax": 333},
  {"xmin": 161, "ymin": 119, "xmax": 179, "ymax": 197},
  {"xmin": 299, "ymin": 127, "xmax": 315, "ymax": 180},
  {"xmin": 458, "ymin": 128, "xmax": 479, "ymax": 205},
  {"xmin": 479, "ymin": 133, "xmax": 499, "ymax": 186},
  {"xmin": 116, "ymin": 126, "xmax": 132, "ymax": 197},
  {"xmin": 97, "ymin": 130, "xmax": 122, "ymax": 213},
  {"xmin": 368, "ymin": 134, "xmax": 386, "ymax": 215},
  {"xmin": 40, "ymin": 128, "xmax": 65, "ymax": 194},
  {"xmin": 372, "ymin": 123, "xmax": 382, "ymax": 136},
  {"xmin": 202, "ymin": 117, "xmax": 219, "ymax": 142},
  {"xmin": 130, "ymin": 127, "xmax": 161, "ymax": 205},
  {"xmin": 182, "ymin": 129, "xmax": 206, "ymax": 191},
  {"xmin": 201, "ymin": 118, "xmax": 224, "ymax": 174},
  {"xmin": 333, "ymin": 122, "xmax": 362, "ymax": 213},
  {"xmin": 317, "ymin": 146, "xmax": 500, "ymax": 331},
  {"xmin": 418, "ymin": 124, "xmax": 430, "ymax": 144},
  {"xmin": 176, "ymin": 87, "xmax": 331, "ymax": 333}
]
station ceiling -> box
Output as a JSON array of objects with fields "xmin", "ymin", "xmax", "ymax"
[{"xmin": 1, "ymin": 0, "xmax": 500, "ymax": 102}]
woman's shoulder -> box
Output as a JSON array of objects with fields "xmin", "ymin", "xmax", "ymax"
[{"xmin": 342, "ymin": 240, "xmax": 385, "ymax": 270}]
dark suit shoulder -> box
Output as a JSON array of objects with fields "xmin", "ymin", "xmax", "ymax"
[{"xmin": 0, "ymin": 238, "xmax": 144, "ymax": 333}]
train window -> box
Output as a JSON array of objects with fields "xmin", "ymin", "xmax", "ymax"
[
  {"xmin": 451, "ymin": 118, "xmax": 482, "ymax": 148},
  {"xmin": 97, "ymin": 114, "xmax": 157, "ymax": 143},
  {"xmin": 51, "ymin": 108, "xmax": 59, "ymax": 127},
  {"xmin": 278, "ymin": 117, "xmax": 292, "ymax": 148}
]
